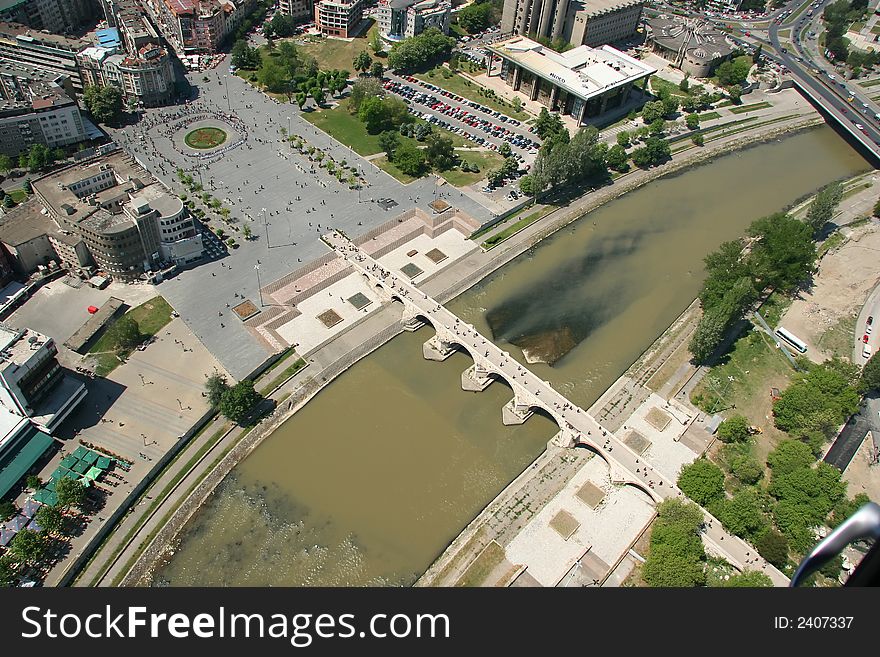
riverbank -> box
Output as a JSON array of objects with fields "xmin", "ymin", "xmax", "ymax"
[{"xmin": 97, "ymin": 111, "xmax": 833, "ymax": 587}]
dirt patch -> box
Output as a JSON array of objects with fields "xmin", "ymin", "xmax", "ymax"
[
  {"xmin": 843, "ymin": 434, "xmax": 880, "ymax": 502},
  {"xmin": 646, "ymin": 408, "xmax": 672, "ymax": 431},
  {"xmin": 576, "ymin": 481, "xmax": 606, "ymax": 508},
  {"xmin": 780, "ymin": 223, "xmax": 880, "ymax": 362},
  {"xmin": 623, "ymin": 430, "xmax": 651, "ymax": 455}
]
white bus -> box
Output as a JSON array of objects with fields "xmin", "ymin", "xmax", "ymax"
[{"xmin": 775, "ymin": 326, "xmax": 808, "ymax": 354}]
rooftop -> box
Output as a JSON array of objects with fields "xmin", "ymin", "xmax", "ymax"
[
  {"xmin": 490, "ymin": 36, "xmax": 656, "ymax": 100},
  {"xmin": 575, "ymin": 0, "xmax": 643, "ymax": 15},
  {"xmin": 647, "ymin": 16, "xmax": 734, "ymax": 63},
  {"xmin": 0, "ymin": 22, "xmax": 88, "ymax": 50},
  {"xmin": 0, "ymin": 323, "xmax": 53, "ymax": 367},
  {"xmin": 0, "ymin": 198, "xmax": 71, "ymax": 247}
]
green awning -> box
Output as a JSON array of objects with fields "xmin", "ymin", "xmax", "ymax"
[
  {"xmin": 71, "ymin": 446, "xmax": 90, "ymax": 460},
  {"xmin": 0, "ymin": 430, "xmax": 54, "ymax": 499},
  {"xmin": 43, "ymin": 478, "xmax": 56, "ymax": 491},
  {"xmin": 95, "ymin": 457, "xmax": 111, "ymax": 470},
  {"xmin": 85, "ymin": 466, "xmax": 101, "ymax": 481},
  {"xmin": 32, "ymin": 489, "xmax": 58, "ymax": 506},
  {"xmin": 81, "ymin": 451, "xmax": 99, "ymax": 465},
  {"xmin": 71, "ymin": 460, "xmax": 89, "ymax": 474},
  {"xmin": 50, "ymin": 466, "xmax": 71, "ymax": 480},
  {"xmin": 60, "ymin": 455, "xmax": 78, "ymax": 469}
]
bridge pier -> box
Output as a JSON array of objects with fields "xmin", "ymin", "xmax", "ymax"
[
  {"xmin": 423, "ymin": 335, "xmax": 456, "ymax": 361},
  {"xmin": 550, "ymin": 428, "xmax": 578, "ymax": 449},
  {"xmin": 461, "ymin": 364, "xmax": 494, "ymax": 391},
  {"xmin": 403, "ymin": 316, "xmax": 426, "ymax": 332},
  {"xmin": 502, "ymin": 398, "xmax": 533, "ymax": 425}
]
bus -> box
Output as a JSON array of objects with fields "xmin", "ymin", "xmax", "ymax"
[{"xmin": 775, "ymin": 326, "xmax": 808, "ymax": 354}]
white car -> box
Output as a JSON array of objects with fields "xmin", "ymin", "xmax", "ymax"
[{"xmin": 864, "ymin": 344, "xmax": 873, "ymax": 359}]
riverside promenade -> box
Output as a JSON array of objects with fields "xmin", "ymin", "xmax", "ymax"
[{"xmin": 325, "ymin": 232, "xmax": 789, "ymax": 586}]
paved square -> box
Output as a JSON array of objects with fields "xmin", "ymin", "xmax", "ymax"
[{"xmin": 110, "ymin": 61, "xmax": 493, "ymax": 378}]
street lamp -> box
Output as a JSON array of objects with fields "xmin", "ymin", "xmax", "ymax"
[
  {"xmin": 287, "ymin": 116, "xmax": 291, "ymax": 137},
  {"xmin": 224, "ymin": 74, "xmax": 231, "ymax": 112},
  {"xmin": 261, "ymin": 207, "xmax": 269, "ymax": 247},
  {"xmin": 254, "ymin": 261, "xmax": 264, "ymax": 307}
]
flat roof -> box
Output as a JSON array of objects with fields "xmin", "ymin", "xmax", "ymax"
[
  {"xmin": 0, "ymin": 198, "xmax": 67, "ymax": 247},
  {"xmin": 0, "ymin": 323, "xmax": 53, "ymax": 366},
  {"xmin": 647, "ymin": 17, "xmax": 733, "ymax": 63},
  {"xmin": 576, "ymin": 0, "xmax": 643, "ymax": 15},
  {"xmin": 63, "ymin": 297, "xmax": 124, "ymax": 353},
  {"xmin": 491, "ymin": 36, "xmax": 655, "ymax": 101}
]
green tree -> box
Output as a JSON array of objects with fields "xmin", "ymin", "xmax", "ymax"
[
  {"xmin": 716, "ymin": 57, "xmax": 752, "ymax": 86},
  {"xmin": 424, "ymin": 133, "xmax": 455, "ymax": 170},
  {"xmin": 205, "ymin": 373, "xmax": 230, "ymax": 408},
  {"xmin": 616, "ymin": 130, "xmax": 630, "ymax": 148},
  {"xmin": 534, "ymin": 107, "xmax": 566, "ymax": 140},
  {"xmin": 348, "ymin": 78, "xmax": 384, "ymax": 113},
  {"xmin": 661, "ymin": 95, "xmax": 679, "ymax": 117},
  {"xmin": 700, "ymin": 241, "xmax": 752, "ymax": 310},
  {"xmin": 378, "ymin": 130, "xmax": 400, "ymax": 156},
  {"xmin": 276, "ymin": 41, "xmax": 301, "ymax": 77},
  {"xmin": 518, "ymin": 175, "xmax": 534, "ymax": 196},
  {"xmin": 269, "ymin": 13, "xmax": 297, "ymax": 37},
  {"xmin": 258, "ymin": 61, "xmax": 291, "ymax": 95},
  {"xmin": 806, "ymin": 182, "xmax": 843, "ymax": 236},
  {"xmin": 219, "ymin": 380, "xmax": 262, "ymax": 424},
  {"xmin": 242, "ymin": 224, "xmax": 252, "ymax": 240},
  {"xmin": 353, "ymin": 50, "xmax": 372, "ymax": 75},
  {"xmin": 369, "ymin": 29, "xmax": 384, "ymax": 54},
  {"xmin": 83, "ymin": 84, "xmax": 123, "ymax": 124},
  {"xmin": 9, "ymin": 529, "xmax": 46, "ymax": 565},
  {"xmin": 717, "ymin": 415, "xmax": 751, "ymax": 443},
  {"xmin": 34, "ymin": 505, "xmax": 63, "ymax": 535},
  {"xmin": 723, "ymin": 571, "xmax": 773, "ymax": 587},
  {"xmin": 689, "ymin": 303, "xmax": 731, "ymax": 363},
  {"xmin": 640, "ymin": 100, "xmax": 665, "ymax": 124},
  {"xmin": 231, "ymin": 40, "xmax": 261, "ymax": 69},
  {"xmin": 370, "ymin": 61, "xmax": 385, "ymax": 78},
  {"xmin": 2, "ymin": 194, "xmax": 13, "ymax": 209},
  {"xmin": 27, "ymin": 144, "xmax": 52, "ymax": 171},
  {"xmin": 106, "ymin": 315, "xmax": 141, "ymax": 351},
  {"xmin": 0, "ymin": 154, "xmax": 12, "ymax": 173},
  {"xmin": 747, "ymin": 212, "xmax": 816, "ymax": 293},
  {"xmin": 773, "ymin": 362, "xmax": 860, "ymax": 443},
  {"xmin": 55, "ymin": 477, "xmax": 86, "ymax": 510},
  {"xmin": 457, "ymin": 2, "xmax": 492, "ymax": 32},
  {"xmin": 756, "ymin": 530, "xmax": 789, "ymax": 569},
  {"xmin": 709, "ymin": 488, "xmax": 768, "ymax": 540},
  {"xmin": 720, "ymin": 441, "xmax": 764, "ymax": 485},
  {"xmin": 873, "ymin": 197, "xmax": 880, "ymax": 217},
  {"xmin": 648, "ymin": 118, "xmax": 666, "ymax": 136},
  {"xmin": 606, "ymin": 144, "xmax": 629, "ymax": 172},
  {"xmin": 296, "ymin": 91, "xmax": 307, "ymax": 110},
  {"xmin": 829, "ymin": 493, "xmax": 871, "ymax": 528},
  {"xmin": 679, "ymin": 75, "xmax": 690, "ymax": 92},
  {"xmin": 0, "ymin": 555, "xmax": 16, "ymax": 588},
  {"xmin": 686, "ymin": 113, "xmax": 700, "ymax": 130},
  {"xmin": 392, "ymin": 141, "xmax": 426, "ymax": 176},
  {"xmin": 691, "ymin": 133, "xmax": 705, "ymax": 147},
  {"xmin": 25, "ymin": 475, "xmax": 41, "ymax": 490},
  {"xmin": 767, "ymin": 440, "xmax": 816, "ymax": 477},
  {"xmin": 678, "ymin": 459, "xmax": 725, "ymax": 506},
  {"xmin": 387, "ymin": 29, "xmax": 455, "ymax": 72},
  {"xmin": 0, "ymin": 500, "xmax": 14, "ymax": 520},
  {"xmin": 310, "ymin": 86, "xmax": 325, "ymax": 106},
  {"xmin": 642, "ymin": 499, "xmax": 706, "ymax": 588}
]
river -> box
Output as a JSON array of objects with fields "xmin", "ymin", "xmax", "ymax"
[{"xmin": 151, "ymin": 127, "xmax": 869, "ymax": 586}]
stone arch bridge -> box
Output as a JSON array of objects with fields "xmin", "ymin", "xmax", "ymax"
[{"xmin": 322, "ymin": 231, "xmax": 788, "ymax": 585}]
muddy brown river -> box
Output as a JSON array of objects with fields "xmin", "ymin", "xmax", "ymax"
[{"xmin": 152, "ymin": 127, "xmax": 869, "ymax": 586}]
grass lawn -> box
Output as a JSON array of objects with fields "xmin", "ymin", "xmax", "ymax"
[
  {"xmin": 455, "ymin": 541, "xmax": 506, "ymax": 587},
  {"xmin": 8, "ymin": 188, "xmax": 28, "ymax": 203},
  {"xmin": 482, "ymin": 206, "xmax": 555, "ymax": 249},
  {"xmin": 184, "ymin": 127, "xmax": 227, "ymax": 149},
  {"xmin": 859, "ymin": 77, "xmax": 880, "ymax": 87},
  {"xmin": 439, "ymin": 149, "xmax": 502, "ymax": 187},
  {"xmin": 698, "ymin": 111, "xmax": 722, "ymax": 121},
  {"xmin": 304, "ymin": 98, "xmax": 475, "ymax": 156},
  {"xmin": 872, "ymin": 26, "xmax": 880, "ymax": 35},
  {"xmin": 690, "ymin": 329, "xmax": 796, "ymax": 427},
  {"xmin": 89, "ymin": 297, "xmax": 175, "ymax": 376},
  {"xmin": 729, "ymin": 101, "xmax": 772, "ymax": 114},
  {"xmin": 259, "ymin": 357, "xmax": 307, "ymax": 395},
  {"xmin": 295, "ymin": 24, "xmax": 378, "ymax": 72},
  {"xmin": 375, "ymin": 156, "xmax": 419, "ymax": 183},
  {"xmin": 415, "ymin": 68, "xmax": 531, "ymax": 121},
  {"xmin": 650, "ymin": 76, "xmax": 689, "ymax": 98},
  {"xmin": 841, "ymin": 181, "xmax": 872, "ymax": 201}
]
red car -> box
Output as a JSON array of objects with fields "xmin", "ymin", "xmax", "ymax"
[{"xmin": 864, "ymin": 334, "xmax": 870, "ymax": 343}]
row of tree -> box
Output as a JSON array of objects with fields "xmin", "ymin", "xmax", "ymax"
[
  {"xmin": 689, "ymin": 211, "xmax": 820, "ymax": 364},
  {"xmin": 83, "ymin": 84, "xmax": 123, "ymax": 125},
  {"xmin": 823, "ymin": 0, "xmax": 868, "ymax": 64}
]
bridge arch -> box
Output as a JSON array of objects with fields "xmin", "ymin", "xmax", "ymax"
[{"xmin": 621, "ymin": 481, "xmax": 660, "ymax": 506}]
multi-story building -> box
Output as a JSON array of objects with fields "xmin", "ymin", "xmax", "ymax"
[
  {"xmin": 314, "ymin": 0, "xmax": 363, "ymax": 37},
  {"xmin": 78, "ymin": 42, "xmax": 176, "ymax": 107},
  {"xmin": 279, "ymin": 0, "xmax": 315, "ymax": 21},
  {"xmin": 501, "ymin": 0, "xmax": 642, "ymax": 47},
  {"xmin": 0, "ymin": 197, "xmax": 90, "ymax": 273},
  {"xmin": 0, "ymin": 22, "xmax": 87, "ymax": 93},
  {"xmin": 0, "ymin": 0, "xmax": 99, "ymax": 36},
  {"xmin": 0, "ymin": 65, "xmax": 89, "ymax": 157},
  {"xmin": 377, "ymin": 0, "xmax": 449, "ymax": 41},
  {"xmin": 145, "ymin": 0, "xmax": 254, "ymax": 57},
  {"xmin": 32, "ymin": 149, "xmax": 204, "ymax": 280},
  {"xmin": 0, "ymin": 324, "xmax": 87, "ymax": 434},
  {"xmin": 488, "ymin": 35, "xmax": 655, "ymax": 123}
]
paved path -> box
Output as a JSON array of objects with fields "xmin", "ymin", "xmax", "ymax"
[{"xmin": 325, "ymin": 231, "xmax": 790, "ymax": 586}]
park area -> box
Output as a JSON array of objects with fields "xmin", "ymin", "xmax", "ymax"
[
  {"xmin": 184, "ymin": 127, "xmax": 227, "ymax": 149},
  {"xmin": 88, "ymin": 297, "xmax": 175, "ymax": 376}
]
